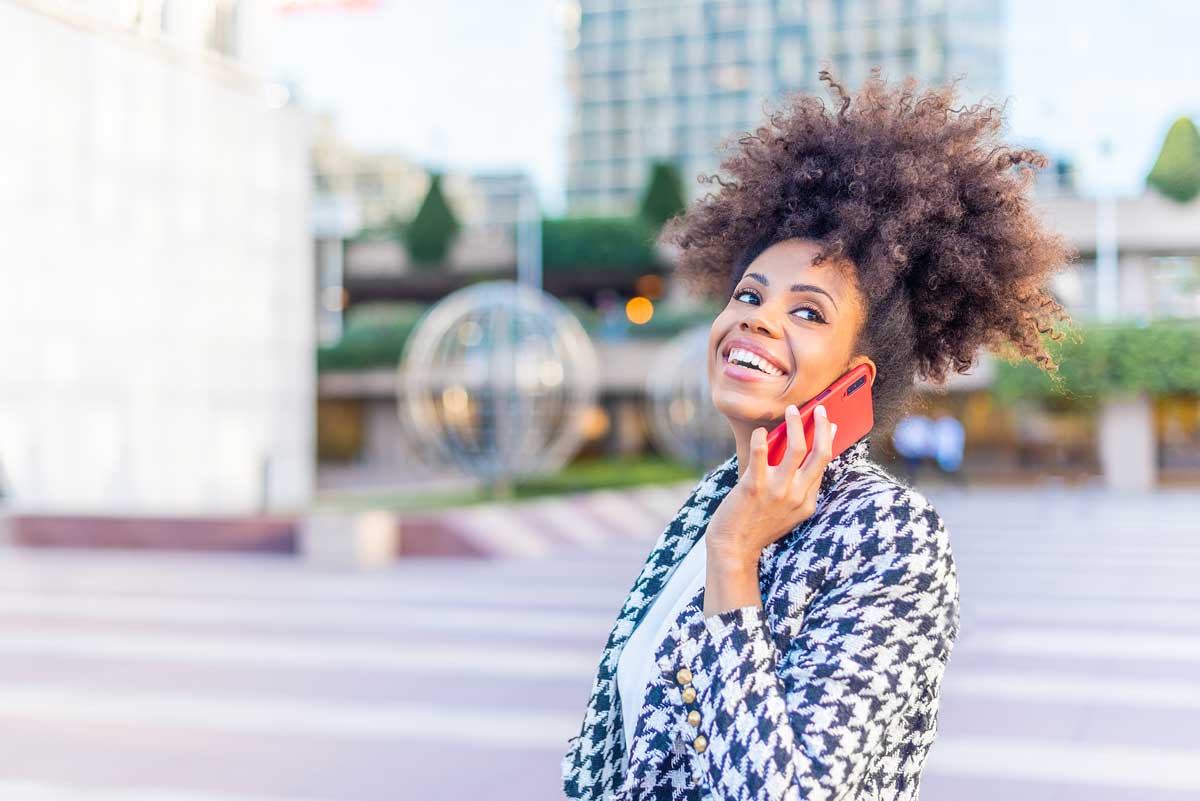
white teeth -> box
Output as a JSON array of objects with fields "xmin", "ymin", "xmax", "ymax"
[{"xmin": 726, "ymin": 347, "xmax": 783, "ymax": 376}]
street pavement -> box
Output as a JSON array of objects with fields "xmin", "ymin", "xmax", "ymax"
[{"xmin": 0, "ymin": 484, "xmax": 1197, "ymax": 800}]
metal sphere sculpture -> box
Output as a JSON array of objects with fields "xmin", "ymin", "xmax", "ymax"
[
  {"xmin": 644, "ymin": 322, "xmax": 735, "ymax": 470},
  {"xmin": 398, "ymin": 281, "xmax": 599, "ymax": 484}
]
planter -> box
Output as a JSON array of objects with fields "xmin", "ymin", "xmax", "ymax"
[{"xmin": 299, "ymin": 509, "xmax": 401, "ymax": 570}]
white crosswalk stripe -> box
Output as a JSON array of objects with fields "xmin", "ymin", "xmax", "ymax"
[
  {"xmin": 521, "ymin": 495, "xmax": 620, "ymax": 550},
  {"xmin": 0, "ymin": 681, "xmax": 579, "ymax": 748},
  {"xmin": 0, "ymin": 627, "xmax": 598, "ymax": 678},
  {"xmin": 971, "ymin": 627, "xmax": 1200, "ymax": 662},
  {"xmin": 928, "ymin": 737, "xmax": 1200, "ymax": 792},
  {"xmin": 943, "ymin": 669, "xmax": 1200, "ymax": 709},
  {"xmin": 0, "ymin": 590, "xmax": 616, "ymax": 637},
  {"xmin": 0, "ymin": 781, "xmax": 351, "ymax": 801}
]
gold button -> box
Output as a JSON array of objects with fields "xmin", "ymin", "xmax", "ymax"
[
  {"xmin": 681, "ymin": 686, "xmax": 697, "ymax": 704},
  {"xmin": 687, "ymin": 710, "xmax": 701, "ymax": 726},
  {"xmin": 676, "ymin": 667, "xmax": 693, "ymax": 686},
  {"xmin": 693, "ymin": 735, "xmax": 707, "ymax": 752}
]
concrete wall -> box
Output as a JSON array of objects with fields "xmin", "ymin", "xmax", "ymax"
[{"xmin": 0, "ymin": 1, "xmax": 314, "ymax": 515}]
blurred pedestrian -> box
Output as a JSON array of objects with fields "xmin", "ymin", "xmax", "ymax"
[
  {"xmin": 892, "ymin": 414, "xmax": 933, "ymax": 482},
  {"xmin": 933, "ymin": 415, "xmax": 966, "ymax": 486}
]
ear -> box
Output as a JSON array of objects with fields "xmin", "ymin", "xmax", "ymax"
[{"xmin": 847, "ymin": 354, "xmax": 877, "ymax": 386}]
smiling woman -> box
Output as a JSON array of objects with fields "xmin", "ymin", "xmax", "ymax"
[
  {"xmin": 564, "ymin": 65, "xmax": 1078, "ymax": 801},
  {"xmin": 707, "ymin": 239, "xmax": 873, "ymax": 447}
]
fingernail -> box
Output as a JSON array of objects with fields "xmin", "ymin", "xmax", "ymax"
[
  {"xmin": 816, "ymin": 404, "xmax": 826, "ymax": 417},
  {"xmin": 787, "ymin": 404, "xmax": 798, "ymax": 415},
  {"xmin": 831, "ymin": 423, "xmax": 839, "ymax": 435}
]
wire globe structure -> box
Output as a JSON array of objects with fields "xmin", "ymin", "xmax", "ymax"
[
  {"xmin": 644, "ymin": 322, "xmax": 735, "ymax": 471},
  {"xmin": 398, "ymin": 281, "xmax": 599, "ymax": 484}
]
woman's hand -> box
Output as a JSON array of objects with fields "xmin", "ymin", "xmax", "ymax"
[{"xmin": 706, "ymin": 403, "xmax": 838, "ymax": 579}]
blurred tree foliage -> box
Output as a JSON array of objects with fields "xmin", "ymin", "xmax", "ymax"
[
  {"xmin": 541, "ymin": 216, "xmax": 662, "ymax": 273},
  {"xmin": 638, "ymin": 161, "xmax": 687, "ymax": 229},
  {"xmin": 350, "ymin": 211, "xmax": 406, "ymax": 243},
  {"xmin": 1146, "ymin": 117, "xmax": 1200, "ymax": 204},
  {"xmin": 316, "ymin": 301, "xmax": 428, "ymax": 371},
  {"xmin": 990, "ymin": 317, "xmax": 1200, "ymax": 408},
  {"xmin": 404, "ymin": 172, "xmax": 461, "ymax": 267}
]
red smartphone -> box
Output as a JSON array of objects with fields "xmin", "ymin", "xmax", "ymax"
[{"xmin": 765, "ymin": 363, "xmax": 875, "ymax": 467}]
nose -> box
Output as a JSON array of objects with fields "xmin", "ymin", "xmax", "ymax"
[{"xmin": 740, "ymin": 308, "xmax": 781, "ymax": 338}]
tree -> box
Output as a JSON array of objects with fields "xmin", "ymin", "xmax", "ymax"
[
  {"xmin": 1146, "ymin": 116, "xmax": 1200, "ymax": 204},
  {"xmin": 637, "ymin": 160, "xmax": 687, "ymax": 228},
  {"xmin": 404, "ymin": 171, "xmax": 461, "ymax": 267}
]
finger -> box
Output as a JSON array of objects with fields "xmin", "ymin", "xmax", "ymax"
[
  {"xmin": 777, "ymin": 404, "xmax": 808, "ymax": 477},
  {"xmin": 801, "ymin": 404, "xmax": 834, "ymax": 473},
  {"xmin": 748, "ymin": 426, "xmax": 768, "ymax": 488}
]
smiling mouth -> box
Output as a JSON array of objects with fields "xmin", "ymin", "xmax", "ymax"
[{"xmin": 724, "ymin": 347, "xmax": 786, "ymax": 377}]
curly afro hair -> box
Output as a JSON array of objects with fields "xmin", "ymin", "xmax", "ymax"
[{"xmin": 660, "ymin": 65, "xmax": 1080, "ymax": 438}]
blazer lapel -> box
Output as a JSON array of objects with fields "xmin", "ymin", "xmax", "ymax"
[{"xmin": 563, "ymin": 454, "xmax": 739, "ymax": 800}]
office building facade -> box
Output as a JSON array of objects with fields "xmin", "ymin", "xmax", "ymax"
[{"xmin": 565, "ymin": 0, "xmax": 1003, "ymax": 213}]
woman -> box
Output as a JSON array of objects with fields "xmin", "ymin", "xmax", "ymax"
[{"xmin": 562, "ymin": 67, "xmax": 1076, "ymax": 801}]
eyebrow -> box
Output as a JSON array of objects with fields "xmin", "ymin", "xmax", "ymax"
[{"xmin": 743, "ymin": 271, "xmax": 839, "ymax": 312}]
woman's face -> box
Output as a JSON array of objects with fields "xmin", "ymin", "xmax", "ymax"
[{"xmin": 707, "ymin": 238, "xmax": 874, "ymax": 428}]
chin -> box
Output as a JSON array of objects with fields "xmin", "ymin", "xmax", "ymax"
[{"xmin": 711, "ymin": 388, "xmax": 783, "ymax": 428}]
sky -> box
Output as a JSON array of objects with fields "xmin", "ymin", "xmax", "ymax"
[{"xmin": 269, "ymin": 0, "xmax": 1200, "ymax": 215}]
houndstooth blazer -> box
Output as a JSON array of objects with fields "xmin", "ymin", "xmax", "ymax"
[{"xmin": 561, "ymin": 434, "xmax": 961, "ymax": 801}]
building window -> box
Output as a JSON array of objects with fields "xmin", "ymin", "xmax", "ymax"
[{"xmin": 778, "ymin": 37, "xmax": 806, "ymax": 84}]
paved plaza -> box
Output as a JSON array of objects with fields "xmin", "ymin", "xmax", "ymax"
[{"xmin": 0, "ymin": 485, "xmax": 1197, "ymax": 800}]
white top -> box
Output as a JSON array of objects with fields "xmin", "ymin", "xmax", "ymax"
[{"xmin": 616, "ymin": 530, "xmax": 708, "ymax": 769}]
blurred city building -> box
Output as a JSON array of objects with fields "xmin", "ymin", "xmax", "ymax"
[
  {"xmin": 1036, "ymin": 191, "xmax": 1200, "ymax": 321},
  {"xmin": 562, "ymin": 0, "xmax": 1004, "ymax": 214},
  {"xmin": 308, "ymin": 112, "xmax": 542, "ymax": 341},
  {"xmin": 0, "ymin": 0, "xmax": 313, "ymax": 514}
]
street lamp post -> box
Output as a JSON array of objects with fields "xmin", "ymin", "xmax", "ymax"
[
  {"xmin": 490, "ymin": 179, "xmax": 545, "ymax": 497},
  {"xmin": 517, "ymin": 180, "xmax": 543, "ymax": 291},
  {"xmin": 1094, "ymin": 137, "xmax": 1119, "ymax": 321}
]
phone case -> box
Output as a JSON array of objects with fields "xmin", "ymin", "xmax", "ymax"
[{"xmin": 765, "ymin": 363, "xmax": 875, "ymax": 467}]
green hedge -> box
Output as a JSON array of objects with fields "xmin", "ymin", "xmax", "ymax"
[
  {"xmin": 990, "ymin": 317, "xmax": 1200, "ymax": 407},
  {"xmin": 316, "ymin": 302, "xmax": 428, "ymax": 372},
  {"xmin": 541, "ymin": 216, "xmax": 663, "ymax": 273},
  {"xmin": 315, "ymin": 455, "xmax": 702, "ymax": 511}
]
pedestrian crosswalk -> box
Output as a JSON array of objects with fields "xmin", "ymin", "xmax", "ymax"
[
  {"xmin": 422, "ymin": 481, "xmax": 697, "ymax": 557},
  {"xmin": 0, "ymin": 485, "xmax": 1197, "ymax": 799}
]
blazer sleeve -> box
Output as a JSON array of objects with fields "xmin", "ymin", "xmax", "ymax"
[{"xmin": 683, "ymin": 495, "xmax": 960, "ymax": 801}]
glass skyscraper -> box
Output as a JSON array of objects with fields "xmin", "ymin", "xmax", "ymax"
[{"xmin": 565, "ymin": 0, "xmax": 1004, "ymax": 214}]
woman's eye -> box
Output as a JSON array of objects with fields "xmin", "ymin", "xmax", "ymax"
[
  {"xmin": 793, "ymin": 306, "xmax": 826, "ymax": 323},
  {"xmin": 733, "ymin": 288, "xmax": 824, "ymax": 323}
]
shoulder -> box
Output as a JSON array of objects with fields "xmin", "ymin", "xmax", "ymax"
[
  {"xmin": 825, "ymin": 458, "xmax": 948, "ymax": 540},
  {"xmin": 814, "ymin": 459, "xmax": 955, "ymax": 588},
  {"xmin": 797, "ymin": 461, "xmax": 961, "ymax": 649}
]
